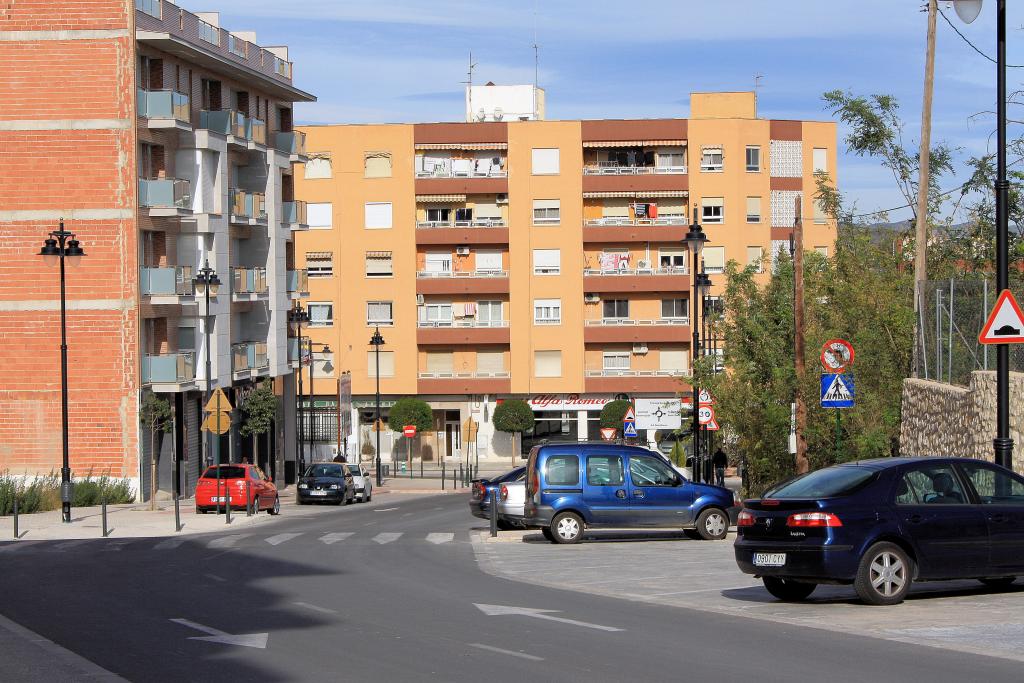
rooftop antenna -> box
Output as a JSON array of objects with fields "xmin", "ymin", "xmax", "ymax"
[
  {"xmin": 462, "ymin": 50, "xmax": 478, "ymax": 121},
  {"xmin": 532, "ymin": 0, "xmax": 540, "ymax": 118},
  {"xmin": 754, "ymin": 73, "xmax": 764, "ymax": 91}
]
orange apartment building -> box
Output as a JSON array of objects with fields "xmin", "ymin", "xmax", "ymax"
[
  {"xmin": 0, "ymin": 0, "xmax": 313, "ymax": 495},
  {"xmin": 294, "ymin": 92, "xmax": 836, "ymax": 464}
]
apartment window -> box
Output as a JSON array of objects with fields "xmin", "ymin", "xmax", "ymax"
[
  {"xmin": 703, "ymin": 246, "xmax": 726, "ymax": 274},
  {"xmin": 603, "ymin": 299, "xmax": 629, "ymax": 319},
  {"xmin": 813, "ymin": 147, "xmax": 828, "ymax": 174},
  {"xmin": 660, "ymin": 348, "xmax": 688, "ymax": 373},
  {"xmin": 533, "ymin": 199, "xmax": 560, "ymax": 225},
  {"xmin": 364, "ymin": 202, "xmax": 393, "ymax": 229},
  {"xmin": 367, "ymin": 351, "xmax": 395, "ymax": 378},
  {"xmin": 304, "ymin": 155, "xmax": 332, "ymax": 179},
  {"xmin": 747, "ymin": 246, "xmax": 764, "ymax": 273},
  {"xmin": 815, "ymin": 246, "xmax": 830, "ymax": 257},
  {"xmin": 661, "ymin": 298, "xmax": 688, "ymax": 319},
  {"xmin": 534, "ymin": 299, "xmax": 561, "ymax": 325},
  {"xmin": 477, "ymin": 350, "xmax": 505, "ymax": 374},
  {"xmin": 603, "ymin": 351, "xmax": 631, "ymax": 371},
  {"xmin": 701, "ymin": 197, "xmax": 724, "ymax": 224},
  {"xmin": 478, "ymin": 300, "xmax": 503, "ymax": 324},
  {"xmin": 367, "ymin": 301, "xmax": 393, "ymax": 326},
  {"xmin": 659, "ymin": 247, "xmax": 686, "ymax": 270},
  {"xmin": 426, "ymin": 352, "xmax": 454, "ymax": 374},
  {"xmin": 532, "ymin": 148, "xmax": 560, "ymax": 175},
  {"xmin": 705, "ymin": 296, "xmax": 724, "ymax": 317},
  {"xmin": 656, "ymin": 146, "xmax": 686, "ymax": 171},
  {"xmin": 306, "ymin": 251, "xmax": 333, "ymax": 278},
  {"xmin": 307, "ymin": 202, "xmax": 332, "ymax": 229},
  {"xmin": 700, "ymin": 147, "xmax": 723, "ymax": 172},
  {"xmin": 533, "ymin": 249, "xmax": 561, "ymax": 275},
  {"xmin": 814, "ymin": 198, "xmax": 828, "ymax": 224},
  {"xmin": 308, "ymin": 302, "xmax": 333, "ymax": 327},
  {"xmin": 425, "ymin": 252, "xmax": 452, "ymax": 274},
  {"xmin": 364, "ymin": 151, "xmax": 392, "ymax": 178},
  {"xmin": 746, "ymin": 196, "xmax": 762, "ymax": 223},
  {"xmin": 746, "ymin": 146, "xmax": 761, "ymax": 172},
  {"xmin": 534, "ymin": 350, "xmax": 562, "ymax": 378},
  {"xmin": 419, "ymin": 302, "xmax": 452, "ymax": 324},
  {"xmin": 365, "ymin": 251, "xmax": 393, "ymax": 277},
  {"xmin": 475, "ymin": 250, "xmax": 503, "ymax": 274},
  {"xmin": 426, "ymin": 207, "xmax": 451, "ymax": 224}
]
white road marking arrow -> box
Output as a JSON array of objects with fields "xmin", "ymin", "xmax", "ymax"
[
  {"xmin": 170, "ymin": 618, "xmax": 268, "ymax": 649},
  {"xmin": 373, "ymin": 532, "xmax": 402, "ymax": 544},
  {"xmin": 265, "ymin": 532, "xmax": 302, "ymax": 546},
  {"xmin": 426, "ymin": 532, "xmax": 454, "ymax": 544},
  {"xmin": 319, "ymin": 532, "xmax": 353, "ymax": 544},
  {"xmin": 473, "ymin": 604, "xmax": 623, "ymax": 632}
]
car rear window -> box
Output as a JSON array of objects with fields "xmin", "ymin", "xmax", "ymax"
[
  {"xmin": 202, "ymin": 466, "xmax": 246, "ymax": 479},
  {"xmin": 306, "ymin": 465, "xmax": 345, "ymax": 478},
  {"xmin": 764, "ymin": 466, "xmax": 878, "ymax": 499},
  {"xmin": 493, "ymin": 468, "xmax": 526, "ymax": 484},
  {"xmin": 545, "ymin": 455, "xmax": 579, "ymax": 486}
]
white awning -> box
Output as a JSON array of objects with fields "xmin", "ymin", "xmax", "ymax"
[
  {"xmin": 583, "ymin": 139, "xmax": 686, "ymax": 148},
  {"xmin": 415, "ymin": 142, "xmax": 508, "ymax": 150},
  {"xmin": 416, "ymin": 194, "xmax": 467, "ymax": 203},
  {"xmin": 583, "ymin": 190, "xmax": 688, "ymax": 199}
]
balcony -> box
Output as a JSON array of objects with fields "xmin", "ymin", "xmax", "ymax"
[
  {"xmin": 137, "ymin": 88, "xmax": 191, "ymax": 130},
  {"xmin": 229, "ymin": 189, "xmax": 267, "ymax": 225},
  {"xmin": 583, "ymin": 163, "xmax": 686, "ymax": 175},
  {"xmin": 415, "ymin": 158, "xmax": 507, "ymax": 179},
  {"xmin": 231, "ymin": 267, "xmax": 268, "ymax": 301},
  {"xmin": 416, "ymin": 319, "xmax": 510, "ymax": 345},
  {"xmin": 248, "ymin": 117, "xmax": 267, "ymax": 148},
  {"xmin": 282, "ymin": 200, "xmax": 308, "ymax": 230},
  {"xmin": 583, "ymin": 369, "xmax": 687, "ymax": 394},
  {"xmin": 417, "ymin": 371, "xmax": 511, "ymax": 394},
  {"xmin": 287, "ymin": 269, "xmax": 309, "ymax": 299},
  {"xmin": 415, "ymin": 270, "xmax": 510, "ymax": 295},
  {"xmin": 232, "ymin": 341, "xmax": 269, "ymax": 378},
  {"xmin": 142, "ymin": 351, "xmax": 196, "ymax": 390},
  {"xmin": 583, "ymin": 217, "xmax": 689, "ymax": 243},
  {"xmin": 275, "ymin": 131, "xmax": 307, "ymax": 162},
  {"xmin": 198, "ymin": 110, "xmax": 264, "ymax": 150},
  {"xmin": 138, "ymin": 178, "xmax": 191, "ymax": 216},
  {"xmin": 583, "ymin": 266, "xmax": 689, "ymax": 294},
  {"xmin": 584, "ymin": 318, "xmax": 690, "ymax": 343},
  {"xmin": 140, "ymin": 266, "xmax": 194, "ymax": 303},
  {"xmin": 415, "ymin": 218, "xmax": 508, "ymax": 246}
]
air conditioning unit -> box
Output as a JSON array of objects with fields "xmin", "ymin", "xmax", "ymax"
[
  {"xmin": 584, "ymin": 293, "xmax": 600, "ymax": 303},
  {"xmin": 456, "ymin": 246, "xmax": 471, "ymax": 256},
  {"xmin": 636, "ymin": 259, "xmax": 650, "ymax": 270},
  {"xmin": 416, "ymin": 294, "xmax": 425, "ymax": 305},
  {"xmin": 496, "ymin": 193, "xmax": 509, "ymax": 204},
  {"xmin": 632, "ymin": 343, "xmax": 649, "ymax": 355}
]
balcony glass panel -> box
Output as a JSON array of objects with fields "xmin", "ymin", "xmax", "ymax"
[
  {"xmin": 287, "ymin": 269, "xmax": 308, "ymax": 293},
  {"xmin": 138, "ymin": 89, "xmax": 190, "ymax": 123},
  {"xmin": 140, "ymin": 266, "xmax": 194, "ymax": 295},
  {"xmin": 143, "ymin": 352, "xmax": 195, "ymax": 383},
  {"xmin": 275, "ymin": 131, "xmax": 306, "ymax": 156},
  {"xmin": 282, "ymin": 200, "xmax": 307, "ymax": 224},
  {"xmin": 135, "ymin": 0, "xmax": 161, "ymax": 18},
  {"xmin": 247, "ymin": 117, "xmax": 266, "ymax": 145},
  {"xmin": 139, "ymin": 178, "xmax": 190, "ymax": 209},
  {"xmin": 197, "ymin": 20, "xmax": 220, "ymax": 46},
  {"xmin": 232, "ymin": 267, "xmax": 268, "ymax": 294}
]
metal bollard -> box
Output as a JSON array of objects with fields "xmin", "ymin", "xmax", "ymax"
[
  {"xmin": 174, "ymin": 495, "xmax": 181, "ymax": 533},
  {"xmin": 441, "ymin": 461, "xmax": 446, "ymax": 490},
  {"xmin": 489, "ymin": 488, "xmax": 498, "ymax": 537},
  {"xmin": 225, "ymin": 490, "xmax": 231, "ymax": 524},
  {"xmin": 420, "ymin": 457, "xmax": 423, "ymax": 479},
  {"xmin": 459, "ymin": 464, "xmax": 464, "ymax": 488},
  {"xmin": 13, "ymin": 495, "xmax": 18, "ymax": 540},
  {"xmin": 453, "ymin": 466, "xmax": 457, "ymax": 489},
  {"xmin": 101, "ymin": 500, "xmax": 108, "ymax": 538},
  {"xmin": 246, "ymin": 480, "xmax": 252, "ymax": 517}
]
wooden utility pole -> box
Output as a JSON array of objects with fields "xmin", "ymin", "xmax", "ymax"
[
  {"xmin": 794, "ymin": 196, "xmax": 809, "ymax": 474},
  {"xmin": 913, "ymin": 0, "xmax": 938, "ymax": 376}
]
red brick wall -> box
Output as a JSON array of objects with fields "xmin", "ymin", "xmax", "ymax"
[{"xmin": 0, "ymin": 2, "xmax": 139, "ymax": 479}]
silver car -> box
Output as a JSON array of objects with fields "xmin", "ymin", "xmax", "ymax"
[
  {"xmin": 497, "ymin": 480, "xmax": 527, "ymax": 528},
  {"xmin": 345, "ymin": 462, "xmax": 373, "ymax": 503}
]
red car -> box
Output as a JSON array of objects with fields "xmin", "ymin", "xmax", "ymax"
[{"xmin": 196, "ymin": 464, "xmax": 280, "ymax": 515}]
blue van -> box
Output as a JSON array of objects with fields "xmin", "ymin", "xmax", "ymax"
[{"xmin": 522, "ymin": 442, "xmax": 738, "ymax": 544}]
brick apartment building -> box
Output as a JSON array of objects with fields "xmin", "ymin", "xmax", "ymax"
[
  {"xmin": 293, "ymin": 91, "xmax": 837, "ymax": 465},
  {"xmin": 0, "ymin": 0, "xmax": 314, "ymax": 495}
]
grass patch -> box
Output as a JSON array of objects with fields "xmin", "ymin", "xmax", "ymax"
[{"xmin": 0, "ymin": 470, "xmax": 135, "ymax": 515}]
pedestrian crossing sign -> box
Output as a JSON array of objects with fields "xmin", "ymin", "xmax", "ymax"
[
  {"xmin": 623, "ymin": 421, "xmax": 638, "ymax": 438},
  {"xmin": 820, "ymin": 373, "xmax": 854, "ymax": 409}
]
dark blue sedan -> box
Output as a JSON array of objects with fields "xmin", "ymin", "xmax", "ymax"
[{"xmin": 735, "ymin": 457, "xmax": 1024, "ymax": 605}]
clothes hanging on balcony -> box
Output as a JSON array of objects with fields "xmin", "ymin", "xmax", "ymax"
[{"xmin": 464, "ymin": 302, "xmax": 477, "ymax": 316}]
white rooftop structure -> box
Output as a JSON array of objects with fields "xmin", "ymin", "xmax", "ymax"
[{"xmin": 466, "ymin": 83, "xmax": 545, "ymax": 122}]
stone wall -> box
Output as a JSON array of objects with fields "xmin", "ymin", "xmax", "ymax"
[{"xmin": 900, "ymin": 371, "xmax": 1024, "ymax": 475}]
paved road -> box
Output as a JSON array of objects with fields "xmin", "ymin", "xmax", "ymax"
[{"xmin": 1, "ymin": 493, "xmax": 1021, "ymax": 682}]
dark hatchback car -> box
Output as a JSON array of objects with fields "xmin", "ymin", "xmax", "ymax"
[
  {"xmin": 735, "ymin": 457, "xmax": 1024, "ymax": 605},
  {"xmin": 297, "ymin": 463, "xmax": 356, "ymax": 505}
]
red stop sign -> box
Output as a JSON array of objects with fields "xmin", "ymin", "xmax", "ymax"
[{"xmin": 403, "ymin": 425, "xmax": 417, "ymax": 438}]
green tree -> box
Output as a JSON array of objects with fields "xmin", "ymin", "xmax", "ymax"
[
  {"xmin": 140, "ymin": 392, "xmax": 172, "ymax": 510},
  {"xmin": 388, "ymin": 397, "xmax": 433, "ymax": 433},
  {"xmin": 492, "ymin": 399, "xmax": 534, "ymax": 460},
  {"xmin": 599, "ymin": 399, "xmax": 632, "ymax": 430},
  {"xmin": 240, "ymin": 381, "xmax": 277, "ymax": 476}
]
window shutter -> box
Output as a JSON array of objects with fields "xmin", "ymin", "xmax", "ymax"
[
  {"xmin": 746, "ymin": 196, "xmax": 761, "ymax": 220},
  {"xmin": 703, "ymin": 246, "xmax": 726, "ymax": 272},
  {"xmin": 426, "ymin": 352, "xmax": 453, "ymax": 373},
  {"xmin": 364, "ymin": 152, "xmax": 392, "ymax": 178},
  {"xmin": 747, "ymin": 246, "xmax": 763, "ymax": 268},
  {"xmin": 533, "ymin": 249, "xmax": 560, "ymax": 271},
  {"xmin": 307, "ymin": 202, "xmax": 332, "ymax": 228},
  {"xmin": 813, "ymin": 148, "xmax": 828, "ymax": 173},
  {"xmin": 533, "ymin": 199, "xmax": 560, "ymax": 210},
  {"xmin": 477, "ymin": 351, "xmax": 505, "ymax": 373},
  {"xmin": 531, "ymin": 148, "xmax": 560, "ymax": 174},
  {"xmin": 367, "ymin": 301, "xmax": 392, "ymax": 323},
  {"xmin": 603, "ymin": 199, "xmax": 630, "ymax": 217},
  {"xmin": 304, "ymin": 156, "xmax": 332, "ymax": 179},
  {"xmin": 475, "ymin": 251, "xmax": 502, "ymax": 272},
  {"xmin": 659, "ymin": 201, "xmax": 685, "ymax": 216},
  {"xmin": 474, "ymin": 201, "xmax": 501, "ymax": 218},
  {"xmin": 364, "ymin": 202, "xmax": 393, "ymax": 229},
  {"xmin": 660, "ymin": 349, "xmax": 687, "ymax": 372},
  {"xmin": 365, "ymin": 251, "xmax": 393, "ymax": 275},
  {"xmin": 534, "ymin": 350, "xmax": 562, "ymax": 377}
]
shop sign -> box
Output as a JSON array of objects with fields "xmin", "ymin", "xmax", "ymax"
[{"xmin": 528, "ymin": 394, "xmax": 614, "ymax": 412}]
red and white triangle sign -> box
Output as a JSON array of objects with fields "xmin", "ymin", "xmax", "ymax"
[
  {"xmin": 706, "ymin": 417, "xmax": 720, "ymax": 431},
  {"xmin": 979, "ymin": 290, "xmax": 1024, "ymax": 345},
  {"xmin": 623, "ymin": 406, "xmax": 636, "ymax": 422}
]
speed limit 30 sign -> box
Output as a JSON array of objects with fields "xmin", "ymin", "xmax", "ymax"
[{"xmin": 698, "ymin": 405, "xmax": 715, "ymax": 425}]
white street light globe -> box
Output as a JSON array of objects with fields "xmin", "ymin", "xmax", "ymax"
[{"xmin": 952, "ymin": 0, "xmax": 984, "ymax": 24}]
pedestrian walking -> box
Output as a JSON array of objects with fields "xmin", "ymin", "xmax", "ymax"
[{"xmin": 712, "ymin": 448, "xmax": 727, "ymax": 487}]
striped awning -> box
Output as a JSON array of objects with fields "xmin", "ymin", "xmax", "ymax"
[
  {"xmin": 416, "ymin": 142, "xmax": 508, "ymax": 150},
  {"xmin": 305, "ymin": 251, "xmax": 332, "ymax": 260},
  {"xmin": 366, "ymin": 251, "xmax": 392, "ymax": 258},
  {"xmin": 583, "ymin": 140, "xmax": 686, "ymax": 148},
  {"xmin": 583, "ymin": 190, "xmax": 689, "ymax": 199},
  {"xmin": 415, "ymin": 194, "xmax": 467, "ymax": 203}
]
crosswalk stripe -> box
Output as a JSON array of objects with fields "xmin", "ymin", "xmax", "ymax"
[
  {"xmin": 101, "ymin": 539, "xmax": 133, "ymax": 552},
  {"xmin": 426, "ymin": 533, "xmax": 454, "ymax": 545},
  {"xmin": 373, "ymin": 532, "xmax": 402, "ymax": 544},
  {"xmin": 319, "ymin": 532, "xmax": 353, "ymax": 544},
  {"xmin": 207, "ymin": 534, "xmax": 249, "ymax": 548},
  {"xmin": 54, "ymin": 540, "xmax": 91, "ymax": 551},
  {"xmin": 265, "ymin": 533, "xmax": 302, "ymax": 546},
  {"xmin": 153, "ymin": 538, "xmax": 186, "ymax": 551}
]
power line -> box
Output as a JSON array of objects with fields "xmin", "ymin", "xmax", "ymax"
[{"xmin": 936, "ymin": 6, "xmax": 1024, "ymax": 67}]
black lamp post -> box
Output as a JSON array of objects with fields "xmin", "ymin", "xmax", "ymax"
[
  {"xmin": 193, "ymin": 262, "xmax": 221, "ymax": 509},
  {"xmin": 39, "ymin": 220, "xmax": 85, "ymax": 523},
  {"xmin": 289, "ymin": 304, "xmax": 310, "ymax": 478},
  {"xmin": 370, "ymin": 327, "xmax": 386, "ymax": 486},
  {"xmin": 309, "ymin": 342, "xmax": 332, "ymax": 463},
  {"xmin": 684, "ymin": 208, "xmax": 708, "ymax": 482}
]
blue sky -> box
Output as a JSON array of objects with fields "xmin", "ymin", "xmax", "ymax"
[{"xmin": 201, "ymin": 0, "xmax": 1022, "ymax": 221}]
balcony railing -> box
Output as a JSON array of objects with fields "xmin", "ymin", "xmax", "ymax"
[
  {"xmin": 418, "ymin": 371, "xmax": 510, "ymax": 379},
  {"xmin": 416, "ymin": 218, "xmax": 506, "ymax": 229},
  {"xmin": 415, "ymin": 158, "xmax": 507, "ymax": 178},
  {"xmin": 583, "ymin": 164, "xmax": 687, "ymax": 175},
  {"xmin": 585, "ymin": 216, "xmax": 688, "ymax": 226},
  {"xmin": 197, "ymin": 18, "xmax": 220, "ymax": 46},
  {"xmin": 248, "ymin": 117, "xmax": 266, "ymax": 145},
  {"xmin": 199, "ymin": 109, "xmax": 256, "ymax": 141},
  {"xmin": 585, "ymin": 317, "xmax": 690, "ymax": 326},
  {"xmin": 275, "ymin": 131, "xmax": 306, "ymax": 157},
  {"xmin": 135, "ymin": 0, "xmax": 161, "ymax": 19},
  {"xmin": 140, "ymin": 266, "xmax": 195, "ymax": 296},
  {"xmin": 139, "ymin": 178, "xmax": 190, "ymax": 209},
  {"xmin": 232, "ymin": 341, "xmax": 269, "ymax": 373},
  {"xmin": 585, "ymin": 369, "xmax": 679, "ymax": 377},
  {"xmin": 137, "ymin": 88, "xmax": 190, "ymax": 124},
  {"xmin": 232, "ymin": 267, "xmax": 268, "ymax": 295},
  {"xmin": 416, "ymin": 319, "xmax": 509, "ymax": 328},
  {"xmin": 416, "ymin": 270, "xmax": 508, "ymax": 279},
  {"xmin": 143, "ymin": 352, "xmax": 195, "ymax": 383},
  {"xmin": 282, "ymin": 200, "xmax": 307, "ymax": 225},
  {"xmin": 273, "ymin": 56, "xmax": 293, "ymax": 79},
  {"xmin": 287, "ymin": 269, "xmax": 308, "ymax": 294},
  {"xmin": 583, "ymin": 266, "xmax": 689, "ymax": 276},
  {"xmin": 230, "ymin": 189, "xmax": 267, "ymax": 220}
]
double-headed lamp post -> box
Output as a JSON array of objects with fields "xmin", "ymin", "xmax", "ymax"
[
  {"xmin": 370, "ymin": 327, "xmax": 386, "ymax": 486},
  {"xmin": 309, "ymin": 342, "xmax": 332, "ymax": 463},
  {"xmin": 289, "ymin": 304, "xmax": 310, "ymax": 478},
  {"xmin": 193, "ymin": 262, "xmax": 221, "ymax": 466},
  {"xmin": 684, "ymin": 208, "xmax": 709, "ymax": 483},
  {"xmin": 39, "ymin": 221, "xmax": 86, "ymax": 523}
]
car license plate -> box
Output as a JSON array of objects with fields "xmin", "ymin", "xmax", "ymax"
[
  {"xmin": 212, "ymin": 497, "xmax": 227, "ymax": 503},
  {"xmin": 753, "ymin": 553, "xmax": 786, "ymax": 567},
  {"xmin": 309, "ymin": 490, "xmax": 327, "ymax": 496}
]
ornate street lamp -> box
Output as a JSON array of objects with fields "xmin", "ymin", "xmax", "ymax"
[
  {"xmin": 684, "ymin": 207, "xmax": 708, "ymax": 482},
  {"xmin": 369, "ymin": 327, "xmax": 386, "ymax": 486},
  {"xmin": 289, "ymin": 304, "xmax": 310, "ymax": 477},
  {"xmin": 193, "ymin": 262, "xmax": 221, "ymax": 510}
]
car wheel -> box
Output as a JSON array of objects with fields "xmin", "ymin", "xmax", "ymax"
[
  {"xmin": 551, "ymin": 512, "xmax": 584, "ymax": 544},
  {"xmin": 196, "ymin": 506, "xmax": 207, "ymax": 515},
  {"xmin": 541, "ymin": 527, "xmax": 556, "ymax": 543},
  {"xmin": 762, "ymin": 576, "xmax": 817, "ymax": 602},
  {"xmin": 979, "ymin": 576, "xmax": 1016, "ymax": 588},
  {"xmin": 269, "ymin": 496, "xmax": 281, "ymax": 516},
  {"xmin": 695, "ymin": 508, "xmax": 729, "ymax": 540},
  {"xmin": 854, "ymin": 542, "xmax": 913, "ymax": 605}
]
